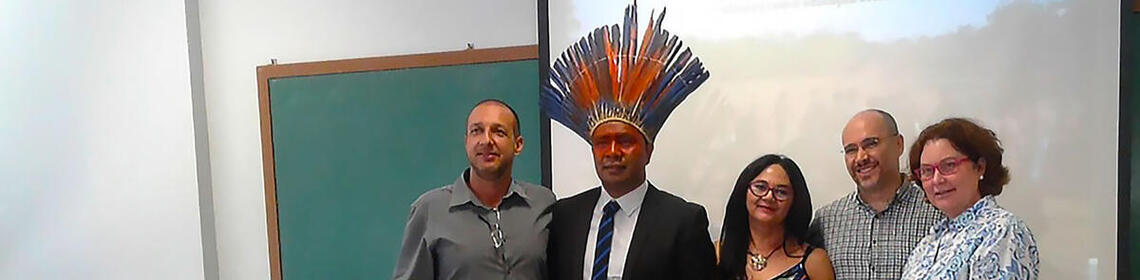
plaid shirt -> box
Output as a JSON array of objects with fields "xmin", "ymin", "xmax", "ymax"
[{"xmin": 809, "ymin": 181, "xmax": 943, "ymax": 280}]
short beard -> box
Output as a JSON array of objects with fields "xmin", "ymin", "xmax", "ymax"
[
  {"xmin": 858, "ymin": 170, "xmax": 902, "ymax": 193},
  {"xmin": 472, "ymin": 162, "xmax": 510, "ymax": 181}
]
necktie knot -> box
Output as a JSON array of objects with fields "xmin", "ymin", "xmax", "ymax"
[{"xmin": 603, "ymin": 201, "xmax": 620, "ymax": 215}]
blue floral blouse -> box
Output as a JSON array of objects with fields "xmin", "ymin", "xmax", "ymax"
[{"xmin": 901, "ymin": 195, "xmax": 1039, "ymax": 280}]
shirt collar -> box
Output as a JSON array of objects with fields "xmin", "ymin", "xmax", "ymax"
[
  {"xmin": 448, "ymin": 168, "xmax": 527, "ymax": 208},
  {"xmin": 598, "ymin": 180, "xmax": 650, "ymax": 218},
  {"xmin": 931, "ymin": 195, "xmax": 998, "ymax": 233}
]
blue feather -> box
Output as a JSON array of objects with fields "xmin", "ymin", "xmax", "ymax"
[{"xmin": 541, "ymin": 2, "xmax": 708, "ymax": 143}]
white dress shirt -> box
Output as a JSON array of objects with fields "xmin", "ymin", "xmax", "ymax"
[{"xmin": 582, "ymin": 181, "xmax": 649, "ymax": 280}]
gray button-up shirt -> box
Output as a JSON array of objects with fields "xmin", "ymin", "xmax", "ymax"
[
  {"xmin": 393, "ymin": 169, "xmax": 556, "ymax": 280},
  {"xmin": 809, "ymin": 180, "xmax": 943, "ymax": 280}
]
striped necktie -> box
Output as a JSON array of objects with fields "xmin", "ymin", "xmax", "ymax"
[{"xmin": 592, "ymin": 201, "xmax": 621, "ymax": 280}]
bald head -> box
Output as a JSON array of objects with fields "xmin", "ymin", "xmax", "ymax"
[
  {"xmin": 847, "ymin": 109, "xmax": 898, "ymax": 136},
  {"xmin": 841, "ymin": 109, "xmax": 905, "ymax": 191},
  {"xmin": 471, "ymin": 99, "xmax": 520, "ymax": 135}
]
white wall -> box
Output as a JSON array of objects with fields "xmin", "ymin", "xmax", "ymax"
[
  {"xmin": 0, "ymin": 1, "xmax": 209, "ymax": 279},
  {"xmin": 197, "ymin": 1, "xmax": 538, "ymax": 279}
]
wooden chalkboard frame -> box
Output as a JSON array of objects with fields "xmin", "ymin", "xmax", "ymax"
[{"xmin": 255, "ymin": 45, "xmax": 539, "ymax": 280}]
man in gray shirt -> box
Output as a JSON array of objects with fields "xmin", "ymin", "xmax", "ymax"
[
  {"xmin": 393, "ymin": 99, "xmax": 556, "ymax": 280},
  {"xmin": 809, "ymin": 109, "xmax": 942, "ymax": 279}
]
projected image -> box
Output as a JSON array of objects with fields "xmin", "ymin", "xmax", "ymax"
[{"xmin": 549, "ymin": 0, "xmax": 1118, "ymax": 279}]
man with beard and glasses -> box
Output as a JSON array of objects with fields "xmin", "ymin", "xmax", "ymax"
[
  {"xmin": 393, "ymin": 99, "xmax": 556, "ymax": 280},
  {"xmin": 807, "ymin": 109, "xmax": 942, "ymax": 280}
]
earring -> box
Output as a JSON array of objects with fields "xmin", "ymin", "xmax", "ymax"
[{"xmin": 979, "ymin": 175, "xmax": 985, "ymax": 180}]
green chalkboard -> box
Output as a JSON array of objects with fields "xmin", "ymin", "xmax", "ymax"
[{"xmin": 260, "ymin": 48, "xmax": 541, "ymax": 279}]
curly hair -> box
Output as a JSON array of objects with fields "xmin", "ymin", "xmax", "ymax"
[{"xmin": 908, "ymin": 118, "xmax": 1010, "ymax": 196}]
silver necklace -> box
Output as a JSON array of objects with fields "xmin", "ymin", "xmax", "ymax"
[{"xmin": 746, "ymin": 244, "xmax": 782, "ymax": 271}]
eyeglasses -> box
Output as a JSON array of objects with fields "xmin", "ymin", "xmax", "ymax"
[
  {"xmin": 842, "ymin": 135, "xmax": 897, "ymax": 155},
  {"xmin": 488, "ymin": 208, "xmax": 505, "ymax": 248},
  {"xmin": 479, "ymin": 208, "xmax": 509, "ymax": 271},
  {"xmin": 749, "ymin": 181, "xmax": 792, "ymax": 201},
  {"xmin": 913, "ymin": 157, "xmax": 974, "ymax": 181}
]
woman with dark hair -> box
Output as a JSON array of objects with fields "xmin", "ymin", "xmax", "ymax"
[
  {"xmin": 901, "ymin": 118, "xmax": 1039, "ymax": 279},
  {"xmin": 715, "ymin": 154, "xmax": 834, "ymax": 280}
]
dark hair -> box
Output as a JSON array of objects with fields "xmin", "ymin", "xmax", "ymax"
[
  {"xmin": 908, "ymin": 118, "xmax": 1010, "ymax": 196},
  {"xmin": 472, "ymin": 99, "xmax": 521, "ymax": 135},
  {"xmin": 715, "ymin": 154, "xmax": 813, "ymax": 279}
]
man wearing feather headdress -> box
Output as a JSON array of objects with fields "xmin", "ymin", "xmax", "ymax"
[{"xmin": 544, "ymin": 3, "xmax": 716, "ymax": 280}]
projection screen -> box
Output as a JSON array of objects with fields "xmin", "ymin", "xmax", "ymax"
[{"xmin": 547, "ymin": 0, "xmax": 1119, "ymax": 279}]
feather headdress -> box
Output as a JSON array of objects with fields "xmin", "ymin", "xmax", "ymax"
[{"xmin": 541, "ymin": 2, "xmax": 710, "ymax": 144}]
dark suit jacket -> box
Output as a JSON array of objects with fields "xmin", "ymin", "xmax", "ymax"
[{"xmin": 548, "ymin": 184, "xmax": 716, "ymax": 280}]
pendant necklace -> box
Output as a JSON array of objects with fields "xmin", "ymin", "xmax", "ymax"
[{"xmin": 746, "ymin": 243, "xmax": 783, "ymax": 271}]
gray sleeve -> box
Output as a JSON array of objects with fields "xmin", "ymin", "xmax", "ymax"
[{"xmin": 392, "ymin": 203, "xmax": 434, "ymax": 280}]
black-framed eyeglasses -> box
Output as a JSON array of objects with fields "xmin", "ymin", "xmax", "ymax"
[
  {"xmin": 842, "ymin": 134, "xmax": 898, "ymax": 155},
  {"xmin": 914, "ymin": 157, "xmax": 974, "ymax": 181},
  {"xmin": 749, "ymin": 181, "xmax": 792, "ymax": 201}
]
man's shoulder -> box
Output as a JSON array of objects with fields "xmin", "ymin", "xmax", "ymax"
[
  {"xmin": 554, "ymin": 187, "xmax": 599, "ymax": 210},
  {"xmin": 559, "ymin": 186, "xmax": 599, "ymax": 201},
  {"xmin": 410, "ymin": 185, "xmax": 454, "ymax": 208},
  {"xmin": 647, "ymin": 185, "xmax": 706, "ymax": 215},
  {"xmin": 515, "ymin": 180, "xmax": 556, "ymax": 206},
  {"xmin": 814, "ymin": 192, "xmax": 856, "ymax": 218}
]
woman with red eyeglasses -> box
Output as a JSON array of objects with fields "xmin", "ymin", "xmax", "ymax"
[{"xmin": 900, "ymin": 118, "xmax": 1039, "ymax": 280}]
